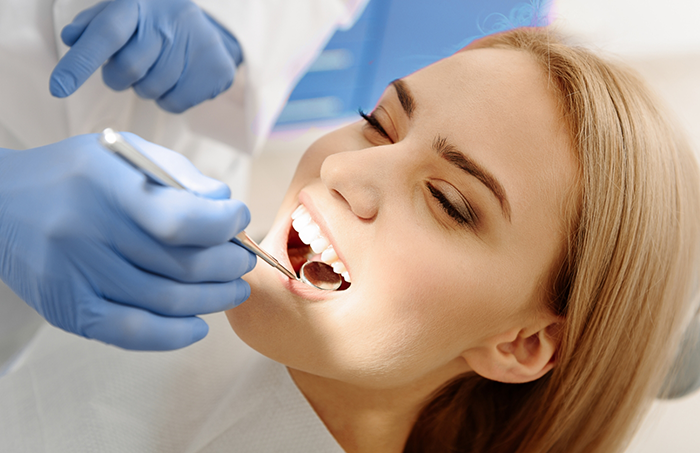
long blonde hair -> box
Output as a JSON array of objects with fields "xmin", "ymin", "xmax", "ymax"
[{"xmin": 406, "ymin": 27, "xmax": 700, "ymax": 453}]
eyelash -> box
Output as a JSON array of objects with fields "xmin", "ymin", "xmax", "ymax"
[
  {"xmin": 358, "ymin": 108, "xmax": 391, "ymax": 141},
  {"xmin": 427, "ymin": 183, "xmax": 477, "ymax": 227},
  {"xmin": 358, "ymin": 109, "xmax": 476, "ymax": 229}
]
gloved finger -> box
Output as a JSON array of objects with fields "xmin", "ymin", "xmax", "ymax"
[
  {"xmin": 79, "ymin": 297, "xmax": 210, "ymax": 351},
  {"xmin": 120, "ymin": 184, "xmax": 250, "ymax": 246},
  {"xmin": 102, "ymin": 26, "xmax": 164, "ymax": 91},
  {"xmin": 50, "ymin": 0, "xmax": 139, "ymax": 98},
  {"xmin": 93, "ymin": 133, "xmax": 245, "ymax": 247},
  {"xmin": 122, "ymin": 132, "xmax": 231, "ymax": 200},
  {"xmin": 117, "ymin": 234, "xmax": 257, "ymax": 283},
  {"xmin": 131, "ymin": 38, "xmax": 187, "ymax": 101},
  {"xmin": 157, "ymin": 45, "xmax": 235, "ymax": 114},
  {"xmin": 60, "ymin": 1, "xmax": 111, "ymax": 46},
  {"xmin": 98, "ymin": 262, "xmax": 251, "ymax": 316}
]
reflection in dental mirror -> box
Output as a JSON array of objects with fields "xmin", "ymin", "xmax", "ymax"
[{"xmin": 299, "ymin": 261, "xmax": 342, "ymax": 290}]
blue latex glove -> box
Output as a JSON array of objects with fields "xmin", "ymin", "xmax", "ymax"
[
  {"xmin": 0, "ymin": 133, "xmax": 255, "ymax": 350},
  {"xmin": 50, "ymin": 0, "xmax": 243, "ymax": 113}
]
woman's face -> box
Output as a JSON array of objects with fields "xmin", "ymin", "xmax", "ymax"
[{"xmin": 228, "ymin": 47, "xmax": 577, "ymax": 389}]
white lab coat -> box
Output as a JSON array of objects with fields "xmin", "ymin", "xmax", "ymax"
[
  {"xmin": 0, "ymin": 0, "xmax": 368, "ymax": 369},
  {"xmin": 0, "ymin": 312, "xmax": 345, "ymax": 452}
]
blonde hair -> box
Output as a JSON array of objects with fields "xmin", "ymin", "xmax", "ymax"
[{"xmin": 406, "ymin": 27, "xmax": 700, "ymax": 453}]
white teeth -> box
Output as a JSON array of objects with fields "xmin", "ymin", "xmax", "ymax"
[
  {"xmin": 292, "ymin": 212, "xmax": 312, "ymax": 232},
  {"xmin": 332, "ymin": 261, "xmax": 347, "ymax": 275},
  {"xmin": 311, "ymin": 237, "xmax": 330, "ymax": 254},
  {"xmin": 291, "ymin": 205, "xmax": 306, "ymax": 220},
  {"xmin": 321, "ymin": 245, "xmax": 337, "ymax": 263},
  {"xmin": 291, "ymin": 205, "xmax": 351, "ymax": 283},
  {"xmin": 298, "ymin": 223, "xmax": 320, "ymax": 245}
]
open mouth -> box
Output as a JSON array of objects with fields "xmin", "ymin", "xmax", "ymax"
[{"xmin": 286, "ymin": 205, "xmax": 351, "ymax": 291}]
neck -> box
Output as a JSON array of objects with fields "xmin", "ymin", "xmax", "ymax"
[{"xmin": 288, "ymin": 361, "xmax": 467, "ymax": 453}]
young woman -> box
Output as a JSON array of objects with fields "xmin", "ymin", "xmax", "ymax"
[
  {"xmin": 230, "ymin": 27, "xmax": 700, "ymax": 452},
  {"xmin": 1, "ymin": 27, "xmax": 698, "ymax": 453}
]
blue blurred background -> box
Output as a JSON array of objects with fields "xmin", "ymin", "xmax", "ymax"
[{"xmin": 274, "ymin": 0, "xmax": 551, "ymax": 127}]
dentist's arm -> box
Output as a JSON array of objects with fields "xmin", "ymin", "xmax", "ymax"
[
  {"xmin": 49, "ymin": 0, "xmax": 242, "ymax": 113},
  {"xmin": 0, "ymin": 133, "xmax": 255, "ymax": 350}
]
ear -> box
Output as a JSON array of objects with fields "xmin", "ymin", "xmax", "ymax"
[{"xmin": 461, "ymin": 315, "xmax": 562, "ymax": 384}]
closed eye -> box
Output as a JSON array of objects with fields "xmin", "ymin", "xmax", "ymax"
[
  {"xmin": 359, "ymin": 108, "xmax": 392, "ymax": 142},
  {"xmin": 427, "ymin": 182, "xmax": 477, "ymax": 228}
]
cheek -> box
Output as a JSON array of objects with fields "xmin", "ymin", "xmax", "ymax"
[{"xmin": 332, "ymin": 237, "xmax": 519, "ymax": 382}]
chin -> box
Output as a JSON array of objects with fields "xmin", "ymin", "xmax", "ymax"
[{"xmin": 224, "ymin": 196, "xmax": 353, "ymax": 374}]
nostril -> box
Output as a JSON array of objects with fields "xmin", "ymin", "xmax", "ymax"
[
  {"xmin": 330, "ymin": 187, "xmax": 379, "ymax": 220},
  {"xmin": 321, "ymin": 152, "xmax": 380, "ymax": 220},
  {"xmin": 329, "ymin": 188, "xmax": 348, "ymax": 207}
]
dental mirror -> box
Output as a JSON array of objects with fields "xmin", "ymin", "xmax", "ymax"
[{"xmin": 300, "ymin": 261, "xmax": 343, "ymax": 291}]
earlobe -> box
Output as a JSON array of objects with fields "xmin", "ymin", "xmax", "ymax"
[{"xmin": 461, "ymin": 321, "xmax": 562, "ymax": 384}]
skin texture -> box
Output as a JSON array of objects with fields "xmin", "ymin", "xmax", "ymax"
[{"xmin": 226, "ymin": 47, "xmax": 577, "ymax": 452}]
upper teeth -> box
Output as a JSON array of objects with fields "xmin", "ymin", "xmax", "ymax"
[{"xmin": 291, "ymin": 205, "xmax": 350, "ymax": 282}]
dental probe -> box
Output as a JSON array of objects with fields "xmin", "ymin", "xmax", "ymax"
[{"xmin": 99, "ymin": 128, "xmax": 297, "ymax": 281}]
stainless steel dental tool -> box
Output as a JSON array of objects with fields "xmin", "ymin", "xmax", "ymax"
[{"xmin": 99, "ymin": 128, "xmax": 341, "ymax": 290}]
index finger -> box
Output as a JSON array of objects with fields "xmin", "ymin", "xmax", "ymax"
[{"xmin": 50, "ymin": 0, "xmax": 139, "ymax": 98}]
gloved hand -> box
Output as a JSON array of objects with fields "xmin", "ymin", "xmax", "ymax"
[
  {"xmin": 0, "ymin": 133, "xmax": 255, "ymax": 350},
  {"xmin": 50, "ymin": 0, "xmax": 243, "ymax": 113}
]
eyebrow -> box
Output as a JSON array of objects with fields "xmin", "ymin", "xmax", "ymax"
[
  {"xmin": 390, "ymin": 79, "xmax": 415, "ymax": 118},
  {"xmin": 434, "ymin": 136, "xmax": 511, "ymax": 221}
]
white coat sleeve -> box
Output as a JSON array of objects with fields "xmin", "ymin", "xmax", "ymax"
[{"xmin": 187, "ymin": 0, "xmax": 369, "ymax": 155}]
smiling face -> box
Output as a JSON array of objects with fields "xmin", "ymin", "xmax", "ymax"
[{"xmin": 227, "ymin": 47, "xmax": 578, "ymax": 391}]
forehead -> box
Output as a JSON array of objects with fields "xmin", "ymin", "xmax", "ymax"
[{"xmin": 403, "ymin": 47, "xmax": 555, "ymax": 137}]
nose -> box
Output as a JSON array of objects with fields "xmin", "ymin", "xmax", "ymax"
[{"xmin": 320, "ymin": 146, "xmax": 392, "ymax": 221}]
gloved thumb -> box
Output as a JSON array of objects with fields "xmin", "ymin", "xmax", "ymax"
[{"xmin": 122, "ymin": 133, "xmax": 232, "ymax": 200}]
